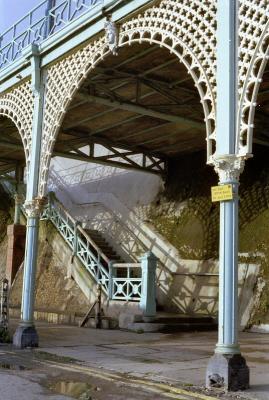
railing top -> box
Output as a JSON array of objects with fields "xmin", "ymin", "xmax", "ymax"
[
  {"xmin": 113, "ymin": 263, "xmax": 141, "ymax": 268},
  {"xmin": 77, "ymin": 224, "xmax": 110, "ymax": 265},
  {"xmin": 0, "ymin": 0, "xmax": 103, "ymax": 70},
  {"xmin": 50, "ymin": 194, "xmax": 111, "ymax": 265}
]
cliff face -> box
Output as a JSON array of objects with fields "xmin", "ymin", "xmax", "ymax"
[
  {"xmin": 144, "ymin": 148, "xmax": 269, "ymax": 326},
  {"xmin": 146, "ymin": 151, "xmax": 218, "ymax": 260},
  {"xmin": 0, "ymin": 185, "xmax": 12, "ymax": 280},
  {"xmin": 10, "ymin": 221, "xmax": 90, "ymax": 316}
]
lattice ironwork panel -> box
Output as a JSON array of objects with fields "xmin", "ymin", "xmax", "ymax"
[
  {"xmin": 0, "ymin": 81, "xmax": 34, "ymax": 171},
  {"xmin": 112, "ymin": 278, "xmax": 141, "ymax": 301},
  {"xmin": 39, "ymin": 0, "xmax": 217, "ymax": 195}
]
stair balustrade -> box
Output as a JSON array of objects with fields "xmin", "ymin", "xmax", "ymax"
[
  {"xmin": 42, "ymin": 194, "xmax": 111, "ymax": 294},
  {"xmin": 41, "ymin": 193, "xmax": 157, "ymax": 308},
  {"xmin": 109, "ymin": 263, "xmax": 142, "ymax": 301},
  {"xmin": 0, "ymin": 182, "xmax": 157, "ymax": 309}
]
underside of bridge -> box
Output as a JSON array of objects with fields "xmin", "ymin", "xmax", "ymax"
[
  {"xmin": 0, "ymin": 117, "xmax": 25, "ymax": 177},
  {"xmin": 0, "ymin": 43, "xmax": 204, "ymax": 179},
  {"xmin": 56, "ymin": 43, "xmax": 206, "ymax": 171},
  {"xmin": 1, "ymin": 42, "xmax": 269, "ymax": 179}
]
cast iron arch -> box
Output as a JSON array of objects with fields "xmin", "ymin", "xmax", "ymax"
[{"xmin": 39, "ymin": 0, "xmax": 217, "ymax": 196}]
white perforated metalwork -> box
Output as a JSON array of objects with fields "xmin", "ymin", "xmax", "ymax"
[
  {"xmin": 39, "ymin": 0, "xmax": 217, "ymax": 195},
  {"xmin": 0, "ymin": 81, "xmax": 34, "ymax": 170},
  {"xmin": 237, "ymin": 1, "xmax": 269, "ymax": 156},
  {"xmin": 1, "ymin": 1, "xmax": 267, "ymax": 194}
]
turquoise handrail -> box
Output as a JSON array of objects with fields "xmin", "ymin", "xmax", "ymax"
[{"xmin": 42, "ymin": 194, "xmax": 142, "ymax": 301}]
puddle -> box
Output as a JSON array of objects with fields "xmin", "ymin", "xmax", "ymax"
[
  {"xmin": 0, "ymin": 363, "xmax": 27, "ymax": 370},
  {"xmin": 49, "ymin": 381, "xmax": 94, "ymax": 399}
]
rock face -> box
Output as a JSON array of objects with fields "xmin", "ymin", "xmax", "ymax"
[
  {"xmin": 9, "ymin": 221, "xmax": 90, "ymax": 319},
  {"xmin": 146, "ymin": 152, "xmax": 218, "ymax": 260},
  {"xmin": 0, "ymin": 185, "xmax": 12, "ymax": 281},
  {"xmin": 144, "ymin": 149, "xmax": 269, "ymax": 327}
]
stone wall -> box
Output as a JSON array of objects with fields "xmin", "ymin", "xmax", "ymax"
[
  {"xmin": 9, "ymin": 220, "xmax": 90, "ymax": 320},
  {"xmin": 145, "ymin": 147, "xmax": 269, "ymax": 327},
  {"xmin": 0, "ymin": 185, "xmax": 12, "ymax": 280}
]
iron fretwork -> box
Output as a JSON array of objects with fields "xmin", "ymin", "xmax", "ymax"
[
  {"xmin": 41, "ymin": 194, "xmax": 143, "ymax": 302},
  {"xmin": 0, "ymin": 0, "xmax": 269, "ymax": 200}
]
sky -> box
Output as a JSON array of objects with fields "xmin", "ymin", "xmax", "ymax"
[{"xmin": 0, "ymin": 0, "xmax": 41, "ymax": 32}]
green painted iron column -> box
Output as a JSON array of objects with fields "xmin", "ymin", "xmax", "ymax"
[
  {"xmin": 13, "ymin": 45, "xmax": 46, "ymax": 349},
  {"xmin": 206, "ymin": 0, "xmax": 249, "ymax": 391}
]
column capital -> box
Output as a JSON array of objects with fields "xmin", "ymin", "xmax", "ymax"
[
  {"xmin": 24, "ymin": 197, "xmax": 46, "ymax": 218},
  {"xmin": 213, "ymin": 154, "xmax": 245, "ymax": 184},
  {"xmin": 14, "ymin": 193, "xmax": 25, "ymax": 206}
]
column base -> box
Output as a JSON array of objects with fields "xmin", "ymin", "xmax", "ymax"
[
  {"xmin": 13, "ymin": 324, "xmax": 39, "ymax": 349},
  {"xmin": 206, "ymin": 353, "xmax": 249, "ymax": 391}
]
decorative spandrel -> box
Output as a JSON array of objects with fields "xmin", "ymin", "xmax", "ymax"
[
  {"xmin": 39, "ymin": 0, "xmax": 218, "ymax": 196},
  {"xmin": 0, "ymin": 1, "xmax": 269, "ymax": 194}
]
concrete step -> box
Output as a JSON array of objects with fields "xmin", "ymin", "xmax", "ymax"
[
  {"xmin": 152, "ymin": 315, "xmax": 215, "ymax": 324},
  {"xmin": 119, "ymin": 312, "xmax": 217, "ymax": 333},
  {"xmin": 127, "ymin": 321, "xmax": 218, "ymax": 333},
  {"xmin": 84, "ymin": 229, "xmax": 123, "ymax": 262},
  {"xmin": 85, "ymin": 316, "xmax": 118, "ymax": 330}
]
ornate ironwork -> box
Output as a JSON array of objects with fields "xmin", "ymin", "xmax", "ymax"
[
  {"xmin": 110, "ymin": 263, "xmax": 142, "ymax": 301},
  {"xmin": 39, "ymin": 0, "xmax": 217, "ymax": 195},
  {"xmin": 2, "ymin": 0, "xmax": 269, "ymax": 207},
  {"xmin": 41, "ymin": 194, "xmax": 142, "ymax": 301},
  {"xmin": 0, "ymin": 0, "xmax": 103, "ymax": 69},
  {"xmin": 0, "ymin": 81, "xmax": 34, "ymax": 172},
  {"xmin": 104, "ymin": 15, "xmax": 118, "ymax": 55}
]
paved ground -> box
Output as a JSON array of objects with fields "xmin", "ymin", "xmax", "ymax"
[{"xmin": 0, "ymin": 320, "xmax": 268, "ymax": 399}]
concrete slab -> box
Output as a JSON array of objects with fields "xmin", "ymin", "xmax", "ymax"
[{"xmin": 5, "ymin": 320, "xmax": 269, "ymax": 400}]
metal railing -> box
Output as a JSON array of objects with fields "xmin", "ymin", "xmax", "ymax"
[
  {"xmin": 0, "ymin": 0, "xmax": 103, "ymax": 69},
  {"xmin": 42, "ymin": 194, "xmax": 143, "ymax": 301},
  {"xmin": 42, "ymin": 194, "xmax": 111, "ymax": 294},
  {"xmin": 109, "ymin": 263, "xmax": 142, "ymax": 301}
]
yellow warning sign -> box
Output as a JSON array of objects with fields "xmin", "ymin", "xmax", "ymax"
[{"xmin": 211, "ymin": 184, "xmax": 233, "ymax": 202}]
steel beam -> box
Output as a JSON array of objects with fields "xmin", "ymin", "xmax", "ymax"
[
  {"xmin": 53, "ymin": 141, "xmax": 166, "ymax": 175},
  {"xmin": 78, "ymin": 92, "xmax": 203, "ymax": 130},
  {"xmin": 66, "ymin": 69, "xmax": 194, "ymax": 131}
]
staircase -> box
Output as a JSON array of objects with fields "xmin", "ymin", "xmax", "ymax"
[
  {"xmin": 2, "ymin": 184, "xmax": 218, "ymax": 332},
  {"xmin": 42, "ymin": 194, "xmax": 217, "ymax": 332},
  {"xmin": 42, "ymin": 194, "xmax": 143, "ymax": 302},
  {"xmin": 84, "ymin": 229, "xmax": 123, "ymax": 263}
]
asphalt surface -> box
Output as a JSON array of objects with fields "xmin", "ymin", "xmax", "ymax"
[{"xmin": 0, "ymin": 320, "xmax": 267, "ymax": 400}]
